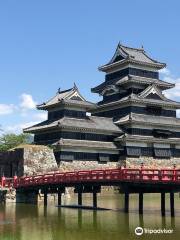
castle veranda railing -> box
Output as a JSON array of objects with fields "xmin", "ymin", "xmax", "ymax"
[{"xmin": 1, "ymin": 168, "xmax": 180, "ymax": 189}]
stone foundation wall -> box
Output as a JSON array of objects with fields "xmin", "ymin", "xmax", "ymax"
[
  {"xmin": 126, "ymin": 157, "xmax": 180, "ymax": 169},
  {"xmin": 0, "ymin": 145, "xmax": 58, "ymax": 177},
  {"xmin": 59, "ymin": 161, "xmax": 119, "ymax": 172},
  {"xmin": 23, "ymin": 145, "xmax": 58, "ymax": 175},
  {"xmin": 4, "ymin": 144, "xmax": 180, "ymax": 178}
]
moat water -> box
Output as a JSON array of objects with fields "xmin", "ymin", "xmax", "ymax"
[{"xmin": 0, "ymin": 193, "xmax": 180, "ymax": 240}]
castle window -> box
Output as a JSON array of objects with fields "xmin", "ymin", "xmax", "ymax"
[
  {"xmin": 129, "ymin": 68, "xmax": 159, "ymax": 79},
  {"xmin": 154, "ymin": 148, "xmax": 171, "ymax": 158},
  {"xmin": 98, "ymin": 153, "xmax": 110, "ymax": 162},
  {"xmin": 126, "ymin": 147, "xmax": 141, "ymax": 157},
  {"xmin": 60, "ymin": 153, "xmax": 74, "ymax": 161}
]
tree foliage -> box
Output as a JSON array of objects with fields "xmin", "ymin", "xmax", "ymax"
[{"xmin": 0, "ymin": 133, "xmax": 32, "ymax": 152}]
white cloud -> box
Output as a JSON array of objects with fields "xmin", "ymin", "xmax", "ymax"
[
  {"xmin": 2, "ymin": 111, "xmax": 46, "ymax": 134},
  {"xmin": 0, "ymin": 93, "xmax": 45, "ymax": 134},
  {"xmin": 160, "ymin": 68, "xmax": 180, "ymax": 99},
  {"xmin": 160, "ymin": 68, "xmax": 171, "ymax": 76},
  {"xmin": 0, "ymin": 93, "xmax": 37, "ymax": 116},
  {"xmin": 4, "ymin": 121, "xmax": 39, "ymax": 134},
  {"xmin": 33, "ymin": 112, "xmax": 47, "ymax": 121},
  {"xmin": 0, "ymin": 104, "xmax": 15, "ymax": 115},
  {"xmin": 176, "ymin": 110, "xmax": 180, "ymax": 118},
  {"xmin": 19, "ymin": 93, "xmax": 37, "ymax": 110},
  {"xmin": 3, "ymin": 112, "xmax": 47, "ymax": 134},
  {"xmin": 164, "ymin": 80, "xmax": 180, "ymax": 98}
]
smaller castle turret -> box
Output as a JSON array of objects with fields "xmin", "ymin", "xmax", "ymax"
[{"xmin": 24, "ymin": 85, "xmax": 122, "ymax": 164}]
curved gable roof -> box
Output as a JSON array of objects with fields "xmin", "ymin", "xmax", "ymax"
[
  {"xmin": 37, "ymin": 84, "xmax": 95, "ymax": 110},
  {"xmin": 99, "ymin": 43, "xmax": 166, "ymax": 71}
]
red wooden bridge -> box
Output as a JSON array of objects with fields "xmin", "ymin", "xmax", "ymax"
[
  {"xmin": 1, "ymin": 167, "xmax": 180, "ymax": 189},
  {"xmin": 1, "ymin": 167, "xmax": 180, "ymax": 216}
]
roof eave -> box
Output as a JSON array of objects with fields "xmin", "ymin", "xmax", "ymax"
[
  {"xmin": 98, "ymin": 59, "xmax": 166, "ymax": 72},
  {"xmin": 23, "ymin": 122, "xmax": 122, "ymax": 135},
  {"xmin": 23, "ymin": 125, "xmax": 58, "ymax": 134},
  {"xmin": 36, "ymin": 104, "xmax": 48, "ymax": 110},
  {"xmin": 91, "ymin": 98, "xmax": 180, "ymax": 113},
  {"xmin": 37, "ymin": 100, "xmax": 96, "ymax": 110},
  {"xmin": 52, "ymin": 140, "xmax": 120, "ymax": 150},
  {"xmin": 117, "ymin": 76, "xmax": 175, "ymax": 89},
  {"xmin": 91, "ymin": 78, "xmax": 175, "ymax": 95},
  {"xmin": 91, "ymin": 87, "xmax": 102, "ymax": 94},
  {"xmin": 116, "ymin": 135, "xmax": 180, "ymax": 144}
]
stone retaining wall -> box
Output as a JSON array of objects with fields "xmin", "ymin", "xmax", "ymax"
[
  {"xmin": 0, "ymin": 145, "xmax": 58, "ymax": 177},
  {"xmin": 2, "ymin": 144, "xmax": 180, "ymax": 178},
  {"xmin": 23, "ymin": 145, "xmax": 58, "ymax": 175},
  {"xmin": 126, "ymin": 157, "xmax": 180, "ymax": 169},
  {"xmin": 59, "ymin": 161, "xmax": 118, "ymax": 172}
]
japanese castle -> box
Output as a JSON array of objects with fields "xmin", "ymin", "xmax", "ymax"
[{"xmin": 24, "ymin": 43, "xmax": 180, "ymax": 165}]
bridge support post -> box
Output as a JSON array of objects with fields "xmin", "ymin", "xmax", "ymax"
[
  {"xmin": 57, "ymin": 187, "xmax": 65, "ymax": 206},
  {"xmin": 92, "ymin": 186, "xmax": 100, "ymax": 208},
  {"xmin": 93, "ymin": 192, "xmax": 97, "ymax": 208},
  {"xmin": 170, "ymin": 192, "xmax": 175, "ymax": 217},
  {"xmin": 0, "ymin": 190, "xmax": 7, "ymax": 204},
  {"xmin": 58, "ymin": 191, "xmax": 62, "ymax": 206},
  {"xmin": 124, "ymin": 193, "xmax": 129, "ymax": 213},
  {"xmin": 78, "ymin": 192, "xmax": 82, "ymax": 205},
  {"xmin": 161, "ymin": 192, "xmax": 166, "ymax": 216},
  {"xmin": 139, "ymin": 192, "xmax": 143, "ymax": 214},
  {"xmin": 44, "ymin": 193, "xmax": 48, "ymax": 206}
]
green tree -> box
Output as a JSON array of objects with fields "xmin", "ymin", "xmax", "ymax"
[{"xmin": 0, "ymin": 133, "xmax": 32, "ymax": 152}]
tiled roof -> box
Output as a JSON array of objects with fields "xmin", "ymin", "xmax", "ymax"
[
  {"xmin": 91, "ymin": 78, "xmax": 118, "ymax": 93},
  {"xmin": 24, "ymin": 119, "xmax": 58, "ymax": 132},
  {"xmin": 115, "ymin": 134, "xmax": 180, "ymax": 144},
  {"xmin": 138, "ymin": 84, "xmax": 166, "ymax": 99},
  {"xmin": 37, "ymin": 84, "xmax": 95, "ymax": 110},
  {"xmin": 117, "ymin": 75, "xmax": 174, "ymax": 89},
  {"xmin": 91, "ymin": 75, "xmax": 174, "ymax": 93},
  {"xmin": 120, "ymin": 45, "xmax": 159, "ymax": 64},
  {"xmin": 24, "ymin": 116, "xmax": 122, "ymax": 134},
  {"xmin": 92, "ymin": 91, "xmax": 180, "ymax": 110},
  {"xmin": 114, "ymin": 113, "xmax": 180, "ymax": 127},
  {"xmin": 99, "ymin": 43, "xmax": 166, "ymax": 71},
  {"xmin": 53, "ymin": 138, "xmax": 119, "ymax": 150}
]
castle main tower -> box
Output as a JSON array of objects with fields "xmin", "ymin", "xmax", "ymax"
[{"xmin": 91, "ymin": 43, "xmax": 180, "ymax": 166}]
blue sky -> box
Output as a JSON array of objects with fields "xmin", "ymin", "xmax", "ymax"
[{"xmin": 0, "ymin": 0, "xmax": 180, "ymax": 133}]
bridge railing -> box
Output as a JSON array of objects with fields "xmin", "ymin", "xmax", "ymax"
[
  {"xmin": 0, "ymin": 177, "xmax": 13, "ymax": 188},
  {"xmin": 1, "ymin": 167, "xmax": 180, "ymax": 188}
]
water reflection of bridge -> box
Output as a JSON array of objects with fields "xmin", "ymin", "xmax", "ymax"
[
  {"xmin": 0, "ymin": 196, "xmax": 179, "ymax": 240},
  {"xmin": 1, "ymin": 167, "xmax": 180, "ymax": 217}
]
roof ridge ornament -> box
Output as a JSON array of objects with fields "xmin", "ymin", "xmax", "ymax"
[
  {"xmin": 73, "ymin": 82, "xmax": 78, "ymax": 90},
  {"xmin": 57, "ymin": 87, "xmax": 61, "ymax": 94},
  {"xmin": 98, "ymin": 43, "xmax": 166, "ymax": 72}
]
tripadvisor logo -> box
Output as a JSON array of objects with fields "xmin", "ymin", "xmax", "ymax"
[
  {"xmin": 135, "ymin": 227, "xmax": 143, "ymax": 236},
  {"xmin": 135, "ymin": 227, "xmax": 174, "ymax": 235}
]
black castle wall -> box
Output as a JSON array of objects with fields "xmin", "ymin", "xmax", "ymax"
[{"xmin": 93, "ymin": 106, "xmax": 176, "ymax": 119}]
